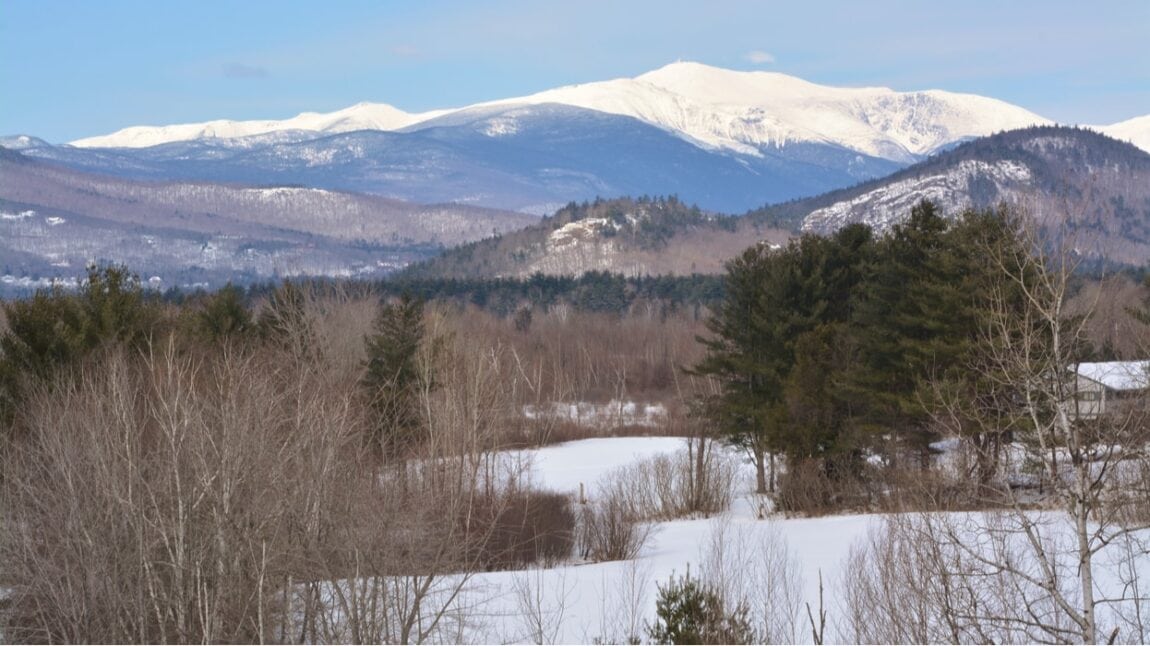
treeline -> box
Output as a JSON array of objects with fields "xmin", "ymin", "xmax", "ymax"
[{"xmin": 171, "ymin": 271, "xmax": 726, "ymax": 319}]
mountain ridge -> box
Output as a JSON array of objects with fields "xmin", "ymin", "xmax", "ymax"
[
  {"xmin": 402, "ymin": 126, "xmax": 1150, "ymax": 279},
  {"xmin": 68, "ymin": 62, "xmax": 1078, "ymax": 162},
  {"xmin": 0, "ymin": 147, "xmax": 535, "ymax": 291}
]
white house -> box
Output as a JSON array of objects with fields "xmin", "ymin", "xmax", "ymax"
[{"xmin": 1069, "ymin": 361, "xmax": 1150, "ymax": 419}]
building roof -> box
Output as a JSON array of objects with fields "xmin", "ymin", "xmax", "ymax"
[{"xmin": 1073, "ymin": 361, "xmax": 1150, "ymax": 391}]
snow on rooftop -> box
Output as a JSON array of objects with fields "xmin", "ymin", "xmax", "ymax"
[{"xmin": 1073, "ymin": 360, "xmax": 1150, "ymax": 391}]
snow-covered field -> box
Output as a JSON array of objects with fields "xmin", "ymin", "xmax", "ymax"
[
  {"xmin": 446, "ymin": 437, "xmax": 870, "ymax": 643},
  {"xmin": 425, "ymin": 436, "xmax": 1150, "ymax": 644}
]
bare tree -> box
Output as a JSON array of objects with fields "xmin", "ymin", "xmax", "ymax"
[
  {"xmin": 847, "ymin": 214, "xmax": 1150, "ymax": 644},
  {"xmin": 700, "ymin": 516, "xmax": 803, "ymax": 644}
]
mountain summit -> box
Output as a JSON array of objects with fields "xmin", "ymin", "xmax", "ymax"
[
  {"xmin": 72, "ymin": 62, "xmax": 1054, "ymax": 163},
  {"xmin": 22, "ymin": 63, "xmax": 1146, "ymax": 214},
  {"xmin": 488, "ymin": 61, "xmax": 1052, "ymax": 161}
]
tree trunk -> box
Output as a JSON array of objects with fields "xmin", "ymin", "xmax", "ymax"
[{"xmin": 754, "ymin": 448, "xmax": 768, "ymax": 495}]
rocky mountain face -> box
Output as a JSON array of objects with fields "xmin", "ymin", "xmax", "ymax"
[{"xmin": 799, "ymin": 127, "xmax": 1150, "ymax": 266}]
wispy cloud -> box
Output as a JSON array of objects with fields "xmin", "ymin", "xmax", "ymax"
[
  {"xmin": 222, "ymin": 62, "xmax": 270, "ymax": 79},
  {"xmin": 745, "ymin": 50, "xmax": 775, "ymax": 65}
]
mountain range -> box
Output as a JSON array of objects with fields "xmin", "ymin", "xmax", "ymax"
[
  {"xmin": 403, "ymin": 127, "xmax": 1150, "ymax": 279},
  {"xmin": 2, "ymin": 62, "xmax": 1148, "ymax": 290},
  {"xmin": 17, "ymin": 62, "xmax": 1147, "ymax": 215},
  {"xmin": 0, "ymin": 147, "xmax": 533, "ymax": 291}
]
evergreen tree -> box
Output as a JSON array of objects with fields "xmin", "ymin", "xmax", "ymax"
[
  {"xmin": 843, "ymin": 201, "xmax": 964, "ymax": 462},
  {"xmin": 0, "ymin": 264, "xmax": 156, "ymax": 428},
  {"xmin": 361, "ymin": 294, "xmax": 440, "ymax": 458},
  {"xmin": 692, "ymin": 226, "xmax": 873, "ymax": 493},
  {"xmin": 646, "ymin": 570, "xmax": 753, "ymax": 645},
  {"xmin": 192, "ymin": 283, "xmax": 252, "ymax": 343}
]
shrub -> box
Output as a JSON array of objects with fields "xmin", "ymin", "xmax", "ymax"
[
  {"xmin": 576, "ymin": 491, "xmax": 651, "ymax": 563},
  {"xmin": 598, "ymin": 445, "xmax": 739, "ymax": 522},
  {"xmin": 463, "ymin": 488, "xmax": 576, "ymax": 569},
  {"xmin": 646, "ymin": 570, "xmax": 753, "ymax": 645}
]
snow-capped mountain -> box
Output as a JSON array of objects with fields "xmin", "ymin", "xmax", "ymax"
[
  {"xmin": 1092, "ymin": 115, "xmax": 1150, "ymax": 153},
  {"xmin": 17, "ymin": 62, "xmax": 1147, "ymax": 215},
  {"xmin": 476, "ymin": 62, "xmax": 1053, "ymax": 162},
  {"xmin": 27, "ymin": 102, "xmax": 905, "ymax": 213},
  {"xmin": 71, "ymin": 103, "xmax": 449, "ymax": 148},
  {"xmin": 69, "ymin": 62, "xmax": 1057, "ymax": 163}
]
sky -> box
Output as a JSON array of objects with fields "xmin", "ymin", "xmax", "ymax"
[{"xmin": 2, "ymin": 0, "xmax": 1147, "ymax": 144}]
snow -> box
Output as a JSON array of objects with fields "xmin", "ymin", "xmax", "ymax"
[
  {"xmin": 523, "ymin": 400, "xmax": 667, "ymax": 431},
  {"xmin": 414, "ymin": 436, "xmax": 1150, "ymax": 644},
  {"xmin": 69, "ymin": 61, "xmax": 1062, "ymax": 160},
  {"xmin": 801, "ymin": 159, "xmax": 1033, "ymax": 234},
  {"xmin": 478, "ymin": 61, "xmax": 1051, "ymax": 161},
  {"xmin": 443, "ymin": 436, "xmax": 879, "ymax": 643},
  {"xmin": 70, "ymin": 102, "xmax": 451, "ymax": 149},
  {"xmin": 426, "ymin": 436, "xmax": 856, "ymax": 643},
  {"xmin": 1090, "ymin": 114, "xmax": 1150, "ymax": 154},
  {"xmin": 510, "ymin": 436, "xmax": 683, "ymax": 495},
  {"xmin": 1074, "ymin": 360, "xmax": 1150, "ymax": 391}
]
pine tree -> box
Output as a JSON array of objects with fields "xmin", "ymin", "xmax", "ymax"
[
  {"xmin": 692, "ymin": 226, "xmax": 873, "ymax": 493},
  {"xmin": 0, "ymin": 264, "xmax": 156, "ymax": 428},
  {"xmin": 361, "ymin": 294, "xmax": 439, "ymax": 458},
  {"xmin": 193, "ymin": 283, "xmax": 252, "ymax": 343},
  {"xmin": 646, "ymin": 570, "xmax": 753, "ymax": 645}
]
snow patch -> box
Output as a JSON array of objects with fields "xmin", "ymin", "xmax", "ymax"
[
  {"xmin": 523, "ymin": 400, "xmax": 667, "ymax": 430},
  {"xmin": 481, "ymin": 116, "xmax": 520, "ymax": 137}
]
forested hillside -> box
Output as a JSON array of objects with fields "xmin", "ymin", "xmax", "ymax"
[{"xmin": 404, "ymin": 127, "xmax": 1150, "ymax": 280}]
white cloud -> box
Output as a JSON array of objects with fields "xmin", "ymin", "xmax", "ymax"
[{"xmin": 745, "ymin": 50, "xmax": 776, "ymax": 65}]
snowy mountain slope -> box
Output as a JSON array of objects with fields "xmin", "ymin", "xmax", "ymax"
[
  {"xmin": 1093, "ymin": 114, "xmax": 1150, "ymax": 153},
  {"xmin": 0, "ymin": 147, "xmax": 534, "ymax": 292},
  {"xmin": 799, "ymin": 126, "xmax": 1150, "ymax": 265},
  {"xmin": 25, "ymin": 105, "xmax": 904, "ymax": 214},
  {"xmin": 70, "ymin": 102, "xmax": 449, "ymax": 148},
  {"xmin": 31, "ymin": 63, "xmax": 1147, "ymax": 219},
  {"xmin": 489, "ymin": 61, "xmax": 1053, "ymax": 161},
  {"xmin": 68, "ymin": 62, "xmax": 1060, "ymax": 163}
]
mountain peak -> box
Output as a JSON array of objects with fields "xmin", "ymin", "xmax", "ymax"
[{"xmin": 68, "ymin": 62, "xmax": 1131, "ymax": 162}]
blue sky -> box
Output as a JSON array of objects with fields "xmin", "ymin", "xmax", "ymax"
[{"xmin": 2, "ymin": 0, "xmax": 1147, "ymax": 143}]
